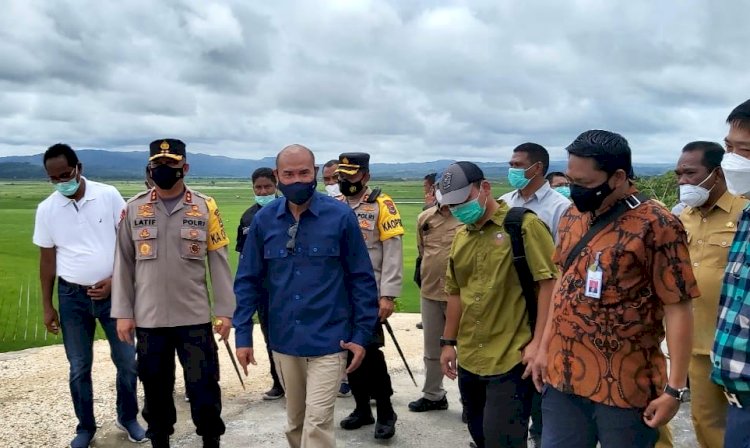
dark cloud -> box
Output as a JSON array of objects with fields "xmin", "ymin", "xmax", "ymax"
[{"xmin": 0, "ymin": 0, "xmax": 748, "ymax": 164}]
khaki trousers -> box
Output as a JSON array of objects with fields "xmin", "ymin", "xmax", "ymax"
[
  {"xmin": 689, "ymin": 354, "xmax": 727, "ymax": 448},
  {"xmin": 273, "ymin": 351, "xmax": 347, "ymax": 448},
  {"xmin": 421, "ymin": 297, "xmax": 448, "ymax": 401}
]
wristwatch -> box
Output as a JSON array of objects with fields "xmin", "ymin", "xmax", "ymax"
[
  {"xmin": 663, "ymin": 384, "xmax": 690, "ymax": 403},
  {"xmin": 439, "ymin": 337, "xmax": 458, "ymax": 347}
]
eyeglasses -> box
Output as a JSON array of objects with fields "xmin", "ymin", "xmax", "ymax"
[
  {"xmin": 286, "ymin": 222, "xmax": 299, "ymax": 252},
  {"xmin": 49, "ymin": 167, "xmax": 78, "ymax": 183}
]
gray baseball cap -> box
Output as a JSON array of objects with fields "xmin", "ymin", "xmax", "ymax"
[{"xmin": 438, "ymin": 161, "xmax": 485, "ymax": 206}]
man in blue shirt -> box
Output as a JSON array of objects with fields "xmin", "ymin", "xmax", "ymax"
[
  {"xmin": 712, "ymin": 99, "xmax": 750, "ymax": 448},
  {"xmin": 234, "ymin": 144, "xmax": 379, "ymax": 448}
]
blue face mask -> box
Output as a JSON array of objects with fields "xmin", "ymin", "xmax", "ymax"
[
  {"xmin": 553, "ymin": 186, "xmax": 571, "ymax": 198},
  {"xmin": 507, "ymin": 163, "xmax": 538, "ymax": 190},
  {"xmin": 254, "ymin": 194, "xmax": 276, "ymax": 207},
  {"xmin": 450, "ymin": 195, "xmax": 487, "ymax": 225},
  {"xmin": 54, "ymin": 171, "xmax": 80, "ymax": 197}
]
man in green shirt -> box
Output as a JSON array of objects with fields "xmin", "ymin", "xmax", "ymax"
[{"xmin": 438, "ymin": 161, "xmax": 558, "ymax": 448}]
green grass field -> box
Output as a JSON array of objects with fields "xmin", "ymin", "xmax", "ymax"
[{"xmin": 0, "ymin": 179, "xmax": 511, "ymax": 353}]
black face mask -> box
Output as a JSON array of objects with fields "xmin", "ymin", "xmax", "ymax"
[
  {"xmin": 570, "ymin": 178, "xmax": 613, "ymax": 213},
  {"xmin": 278, "ymin": 180, "xmax": 317, "ymax": 205},
  {"xmin": 339, "ymin": 179, "xmax": 365, "ymax": 197},
  {"xmin": 149, "ymin": 164, "xmax": 184, "ymax": 190}
]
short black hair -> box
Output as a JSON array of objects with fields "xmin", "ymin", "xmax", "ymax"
[
  {"xmin": 545, "ymin": 171, "xmax": 567, "ymax": 182},
  {"xmin": 43, "ymin": 143, "xmax": 79, "ymax": 167},
  {"xmin": 566, "ymin": 130, "xmax": 634, "ymax": 179},
  {"xmin": 513, "ymin": 142, "xmax": 550, "ymax": 175},
  {"xmin": 323, "ymin": 159, "xmax": 338, "ymax": 169},
  {"xmin": 681, "ymin": 141, "xmax": 724, "ymax": 171},
  {"xmin": 424, "ymin": 172, "xmax": 437, "ymax": 185},
  {"xmin": 252, "ymin": 167, "xmax": 276, "ymax": 184},
  {"xmin": 727, "ymin": 99, "xmax": 750, "ymax": 131}
]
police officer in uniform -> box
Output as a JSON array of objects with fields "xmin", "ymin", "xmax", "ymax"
[
  {"xmin": 336, "ymin": 152, "xmax": 404, "ymax": 440},
  {"xmin": 112, "ymin": 139, "xmax": 235, "ymax": 448}
]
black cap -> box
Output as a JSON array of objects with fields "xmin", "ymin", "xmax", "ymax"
[
  {"xmin": 149, "ymin": 139, "xmax": 186, "ymax": 162},
  {"xmin": 335, "ymin": 152, "xmax": 370, "ymax": 175}
]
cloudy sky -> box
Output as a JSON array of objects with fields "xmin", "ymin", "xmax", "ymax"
[{"xmin": 1, "ymin": 0, "xmax": 748, "ymax": 163}]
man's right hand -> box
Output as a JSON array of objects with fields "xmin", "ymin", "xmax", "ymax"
[
  {"xmin": 440, "ymin": 346, "xmax": 457, "ymax": 380},
  {"xmin": 117, "ymin": 318, "xmax": 136, "ymax": 344},
  {"xmin": 43, "ymin": 307, "xmax": 60, "ymax": 334},
  {"xmin": 236, "ymin": 347, "xmax": 256, "ymax": 376}
]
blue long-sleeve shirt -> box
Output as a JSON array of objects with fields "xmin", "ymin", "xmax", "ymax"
[{"xmin": 233, "ymin": 192, "xmax": 379, "ymax": 356}]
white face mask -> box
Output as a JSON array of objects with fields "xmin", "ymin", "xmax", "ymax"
[
  {"xmin": 722, "ymin": 152, "xmax": 750, "ymax": 197},
  {"xmin": 678, "ymin": 170, "xmax": 715, "ymax": 208},
  {"xmin": 325, "ymin": 183, "xmax": 341, "ymax": 197}
]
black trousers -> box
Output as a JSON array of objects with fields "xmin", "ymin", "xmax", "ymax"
[
  {"xmin": 458, "ymin": 364, "xmax": 532, "ymax": 448},
  {"xmin": 347, "ymin": 331, "xmax": 393, "ymax": 417},
  {"xmin": 256, "ymin": 297, "xmax": 281, "ymax": 388},
  {"xmin": 136, "ymin": 323, "xmax": 225, "ymax": 440}
]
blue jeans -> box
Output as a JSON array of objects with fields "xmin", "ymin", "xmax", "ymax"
[
  {"xmin": 58, "ymin": 278, "xmax": 139, "ymax": 434},
  {"xmin": 541, "ymin": 385, "xmax": 658, "ymax": 448},
  {"xmin": 726, "ymin": 403, "xmax": 750, "ymax": 448}
]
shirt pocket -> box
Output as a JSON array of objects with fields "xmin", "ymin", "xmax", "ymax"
[
  {"xmin": 706, "ymin": 230, "xmax": 736, "ymax": 268},
  {"xmin": 309, "ymin": 242, "xmax": 340, "ymax": 257},
  {"xmin": 264, "ymin": 246, "xmax": 289, "ymax": 260},
  {"xmin": 180, "ymin": 228, "xmax": 207, "ymax": 260},
  {"xmin": 132, "ymin": 226, "xmax": 158, "ymax": 260}
]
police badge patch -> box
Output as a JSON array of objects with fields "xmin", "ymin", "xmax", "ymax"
[{"xmin": 139, "ymin": 242, "xmax": 153, "ymax": 257}]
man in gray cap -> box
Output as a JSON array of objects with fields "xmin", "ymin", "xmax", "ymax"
[{"xmin": 438, "ymin": 161, "xmax": 558, "ymax": 448}]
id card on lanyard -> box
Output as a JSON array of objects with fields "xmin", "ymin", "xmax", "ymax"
[{"xmin": 585, "ymin": 251, "xmax": 603, "ymax": 299}]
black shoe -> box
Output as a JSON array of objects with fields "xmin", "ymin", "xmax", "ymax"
[
  {"xmin": 340, "ymin": 410, "xmax": 375, "ymax": 430},
  {"xmin": 416, "ymin": 322, "xmax": 423, "ymax": 329},
  {"xmin": 150, "ymin": 436, "xmax": 170, "ymax": 448},
  {"xmin": 408, "ymin": 396, "xmax": 449, "ymax": 412},
  {"xmin": 262, "ymin": 385, "xmax": 285, "ymax": 400},
  {"xmin": 374, "ymin": 412, "xmax": 397, "ymax": 439},
  {"xmin": 202, "ymin": 436, "xmax": 220, "ymax": 448}
]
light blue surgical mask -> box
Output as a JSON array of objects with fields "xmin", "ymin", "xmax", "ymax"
[
  {"xmin": 553, "ymin": 185, "xmax": 571, "ymax": 199},
  {"xmin": 507, "ymin": 163, "xmax": 538, "ymax": 190},
  {"xmin": 450, "ymin": 194, "xmax": 487, "ymax": 225},
  {"xmin": 54, "ymin": 173, "xmax": 80, "ymax": 197},
  {"xmin": 254, "ymin": 194, "xmax": 276, "ymax": 207}
]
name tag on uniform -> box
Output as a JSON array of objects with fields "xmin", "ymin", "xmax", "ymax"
[{"xmin": 585, "ymin": 251, "xmax": 603, "ymax": 299}]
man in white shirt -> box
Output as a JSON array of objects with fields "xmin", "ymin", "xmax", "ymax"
[
  {"xmin": 500, "ymin": 143, "xmax": 571, "ymax": 241},
  {"xmin": 33, "ymin": 144, "xmax": 146, "ymax": 448},
  {"xmin": 499, "ymin": 142, "xmax": 570, "ymax": 447}
]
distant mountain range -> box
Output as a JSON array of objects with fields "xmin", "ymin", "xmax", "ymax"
[{"xmin": 0, "ymin": 150, "xmax": 673, "ymax": 180}]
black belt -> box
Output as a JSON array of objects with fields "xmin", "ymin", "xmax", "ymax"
[
  {"xmin": 58, "ymin": 277, "xmax": 93, "ymax": 291},
  {"xmin": 724, "ymin": 390, "xmax": 750, "ymax": 408}
]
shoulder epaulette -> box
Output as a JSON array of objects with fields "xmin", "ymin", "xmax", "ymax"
[
  {"xmin": 126, "ymin": 189, "xmax": 152, "ymax": 204},
  {"xmin": 365, "ymin": 187, "xmax": 382, "ymax": 203}
]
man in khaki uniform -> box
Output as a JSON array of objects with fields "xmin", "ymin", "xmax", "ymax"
[
  {"xmin": 112, "ymin": 139, "xmax": 235, "ymax": 448},
  {"xmin": 336, "ymin": 152, "xmax": 404, "ymax": 440},
  {"xmin": 674, "ymin": 141, "xmax": 747, "ymax": 447},
  {"xmin": 408, "ymin": 195, "xmax": 462, "ymax": 412}
]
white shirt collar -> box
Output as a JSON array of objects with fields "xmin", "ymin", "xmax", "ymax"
[{"xmin": 512, "ymin": 181, "xmax": 552, "ymax": 203}]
